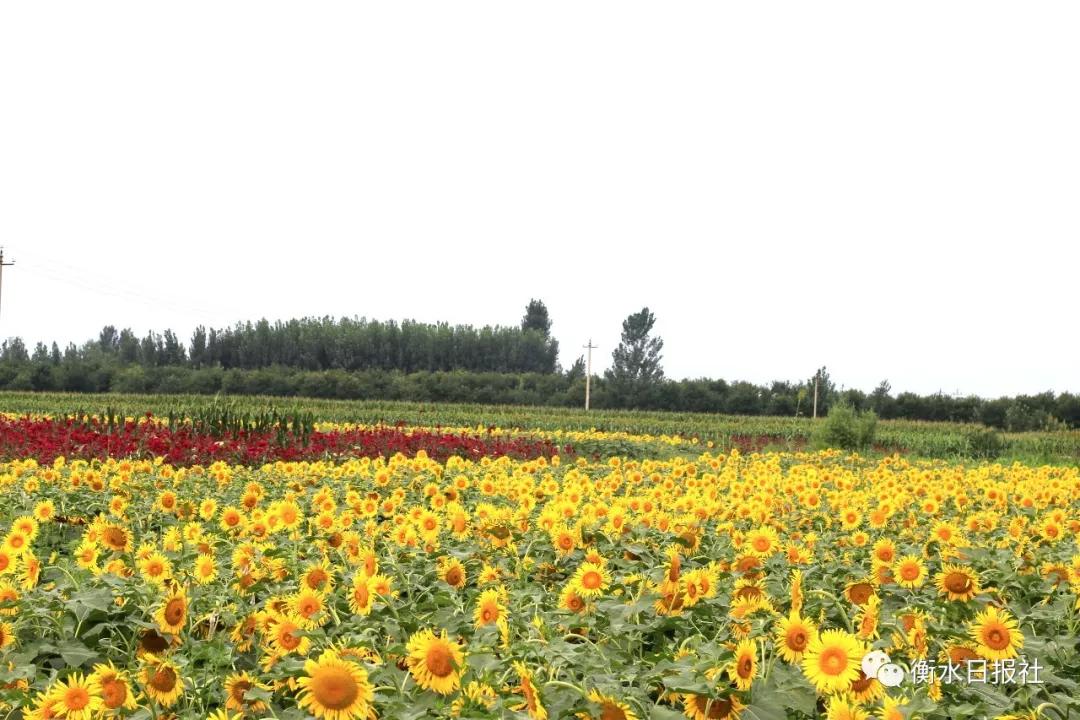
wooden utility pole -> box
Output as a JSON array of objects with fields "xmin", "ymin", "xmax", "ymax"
[
  {"xmin": 813, "ymin": 374, "xmax": 819, "ymax": 419},
  {"xmin": 583, "ymin": 339, "xmax": 596, "ymax": 411},
  {"xmin": 0, "ymin": 248, "xmax": 13, "ymax": 321}
]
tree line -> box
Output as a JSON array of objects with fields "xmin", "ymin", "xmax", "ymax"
[{"xmin": 0, "ymin": 302, "xmax": 1076, "ymax": 431}]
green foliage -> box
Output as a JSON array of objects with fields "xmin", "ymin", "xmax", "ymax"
[
  {"xmin": 807, "ymin": 366, "xmax": 835, "ymax": 415},
  {"xmin": 520, "ymin": 299, "xmax": 552, "ymax": 336},
  {"xmin": 1004, "ymin": 401, "xmax": 1062, "ymax": 432},
  {"xmin": 606, "ymin": 307, "xmax": 664, "ymax": 409},
  {"xmin": 813, "ymin": 402, "xmax": 878, "ymax": 452},
  {"xmin": 6, "ymin": 390, "xmax": 1080, "ymax": 463},
  {"xmin": 2, "ymin": 313, "xmax": 1080, "ymax": 435},
  {"xmin": 965, "ymin": 427, "xmax": 1007, "ymax": 459}
]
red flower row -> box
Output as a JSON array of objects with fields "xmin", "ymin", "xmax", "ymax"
[{"xmin": 0, "ymin": 415, "xmax": 568, "ymax": 466}]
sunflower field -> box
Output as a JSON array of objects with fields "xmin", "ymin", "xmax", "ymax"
[{"xmin": 0, "ymin": 426, "xmax": 1078, "ymax": 719}]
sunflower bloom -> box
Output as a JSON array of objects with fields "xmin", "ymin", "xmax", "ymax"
[
  {"xmin": 154, "ymin": 586, "xmax": 189, "ymax": 635},
  {"xmin": 90, "ymin": 662, "xmax": 138, "ymax": 711},
  {"xmin": 297, "ymin": 649, "xmax": 375, "ymax": 720},
  {"xmin": 776, "ymin": 611, "xmax": 818, "ymax": 663},
  {"xmin": 570, "ymin": 562, "xmax": 610, "ymax": 599},
  {"xmin": 511, "ymin": 661, "xmax": 547, "ymax": 720},
  {"xmin": 438, "ymin": 558, "xmax": 467, "ymax": 589},
  {"xmin": 48, "ymin": 673, "xmax": 103, "ymax": 720},
  {"xmin": 141, "ymin": 657, "xmax": 184, "ymax": 707},
  {"xmin": 348, "ymin": 574, "xmax": 375, "ymax": 616},
  {"xmin": 801, "ymin": 629, "xmax": 865, "ymax": 693},
  {"xmin": 406, "ymin": 629, "xmax": 465, "ymax": 695},
  {"xmin": 728, "ymin": 638, "xmax": 758, "ymax": 691},
  {"xmin": 682, "ymin": 693, "xmax": 744, "ymax": 720},
  {"xmin": 969, "ymin": 606, "xmax": 1023, "ymax": 660},
  {"xmin": 473, "ymin": 587, "xmax": 507, "ymax": 629},
  {"xmin": 224, "ymin": 671, "xmax": 269, "ymax": 713},
  {"xmin": 893, "ymin": 555, "xmax": 927, "ymax": 589},
  {"xmin": 936, "ymin": 564, "xmax": 980, "ymax": 601},
  {"xmin": 826, "ymin": 693, "xmax": 869, "ymax": 720},
  {"xmin": 586, "ymin": 689, "xmax": 638, "ymax": 720}
]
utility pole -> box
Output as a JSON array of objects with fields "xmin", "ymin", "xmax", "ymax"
[
  {"xmin": 0, "ymin": 248, "xmax": 13, "ymax": 321},
  {"xmin": 813, "ymin": 374, "xmax": 819, "ymax": 419},
  {"xmin": 583, "ymin": 339, "xmax": 596, "ymax": 411}
]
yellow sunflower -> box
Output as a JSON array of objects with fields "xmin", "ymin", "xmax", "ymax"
[
  {"xmin": 194, "ymin": 554, "xmax": 217, "ymax": 585},
  {"xmin": 571, "ymin": 562, "xmax": 611, "ymax": 599},
  {"xmin": 878, "ymin": 695, "xmax": 906, "ymax": 720},
  {"xmin": 291, "ymin": 588, "xmax": 329, "ymax": 629},
  {"xmin": 73, "ymin": 542, "xmax": 98, "ymax": 572},
  {"xmin": 559, "ymin": 585, "xmax": 589, "ymax": 614},
  {"xmin": 141, "ymin": 656, "xmax": 184, "ymax": 707},
  {"xmin": 0, "ymin": 620, "xmax": 14, "ymax": 649},
  {"xmin": 728, "ymin": 638, "xmax": 758, "ymax": 691},
  {"xmin": 681, "ymin": 693, "xmax": 744, "ymax": 720},
  {"xmin": 406, "ymin": 628, "xmax": 465, "ymax": 695},
  {"xmin": 297, "ymin": 649, "xmax": 375, "ymax": 720},
  {"xmin": 0, "ymin": 582, "xmax": 18, "ymax": 616},
  {"xmin": 348, "ymin": 574, "xmax": 375, "ymax": 616},
  {"xmin": 3, "ymin": 530, "xmax": 30, "ymax": 555},
  {"xmin": 893, "ymin": 555, "xmax": 927, "ymax": 589},
  {"xmin": 801, "ymin": 629, "xmax": 864, "ymax": 693},
  {"xmin": 34, "ymin": 500, "xmax": 56, "ymax": 523},
  {"xmin": 775, "ymin": 611, "xmax": 818, "ymax": 663},
  {"xmin": 585, "ymin": 689, "xmax": 638, "ymax": 720},
  {"xmin": 99, "ymin": 524, "xmax": 132, "ymax": 553},
  {"xmin": 843, "ymin": 578, "xmax": 876, "ymax": 606},
  {"xmin": 90, "ymin": 662, "xmax": 138, "ymax": 711},
  {"xmin": 855, "ymin": 595, "xmax": 881, "ymax": 640},
  {"xmin": 551, "ymin": 526, "xmax": 577, "ymax": 556},
  {"xmin": 745, "ymin": 526, "xmax": 781, "ymax": 558},
  {"xmin": 871, "ymin": 538, "xmax": 896, "ymax": 564},
  {"xmin": 230, "ymin": 614, "xmax": 259, "ymax": 652},
  {"xmin": 969, "ymin": 606, "xmax": 1023, "ymax": 660},
  {"xmin": 512, "ymin": 661, "xmax": 548, "ymax": 720},
  {"xmin": 936, "ymin": 564, "xmax": 980, "ymax": 601},
  {"xmin": 438, "ymin": 557, "xmax": 467, "ymax": 589},
  {"xmin": 269, "ymin": 615, "xmax": 312, "ymax": 657},
  {"xmin": 302, "ymin": 560, "xmax": 335, "ymax": 593},
  {"xmin": 368, "ymin": 573, "xmax": 395, "ymax": 599},
  {"xmin": 473, "ymin": 587, "xmax": 507, "ymax": 629},
  {"xmin": 138, "ymin": 552, "xmax": 173, "ymax": 586},
  {"xmin": 28, "ymin": 690, "xmax": 61, "ymax": 720},
  {"xmin": 48, "ymin": 674, "xmax": 103, "ymax": 720},
  {"xmin": 826, "ymin": 693, "xmax": 869, "ymax": 720},
  {"xmin": 849, "ymin": 669, "xmax": 885, "ymax": 703},
  {"xmin": 154, "ymin": 586, "xmax": 189, "ymax": 635},
  {"xmin": 275, "ymin": 500, "xmax": 304, "ymax": 531},
  {"xmin": 790, "ymin": 569, "xmax": 804, "ymax": 614},
  {"xmin": 224, "ymin": 671, "xmax": 269, "ymax": 713},
  {"xmin": 207, "ymin": 710, "xmax": 240, "ymax": 720}
]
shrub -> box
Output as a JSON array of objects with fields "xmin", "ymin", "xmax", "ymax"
[
  {"xmin": 813, "ymin": 402, "xmax": 878, "ymax": 452},
  {"xmin": 965, "ymin": 427, "xmax": 1007, "ymax": 459}
]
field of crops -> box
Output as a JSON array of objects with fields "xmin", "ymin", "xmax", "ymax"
[
  {"xmin": 3, "ymin": 391, "xmax": 1080, "ymax": 463},
  {"xmin": 0, "ymin": 395, "xmax": 1077, "ymax": 719}
]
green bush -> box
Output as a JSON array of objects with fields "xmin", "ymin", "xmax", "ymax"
[
  {"xmin": 814, "ymin": 403, "xmax": 878, "ymax": 452},
  {"xmin": 965, "ymin": 427, "xmax": 1007, "ymax": 459}
]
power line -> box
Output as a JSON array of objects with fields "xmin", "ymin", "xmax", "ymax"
[
  {"xmin": 583, "ymin": 338, "xmax": 597, "ymax": 411},
  {"xmin": 15, "ymin": 247, "xmax": 252, "ymax": 319},
  {"xmin": 17, "ymin": 263, "xmax": 249, "ymax": 327},
  {"xmin": 0, "ymin": 248, "xmax": 14, "ymax": 322}
]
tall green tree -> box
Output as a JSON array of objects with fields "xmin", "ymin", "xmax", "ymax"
[
  {"xmin": 807, "ymin": 366, "xmax": 836, "ymax": 416},
  {"xmin": 521, "ymin": 299, "xmax": 552, "ymax": 336},
  {"xmin": 606, "ymin": 307, "xmax": 664, "ymax": 408}
]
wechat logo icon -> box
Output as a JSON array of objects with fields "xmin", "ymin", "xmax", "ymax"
[{"xmin": 862, "ymin": 650, "xmax": 904, "ymax": 688}]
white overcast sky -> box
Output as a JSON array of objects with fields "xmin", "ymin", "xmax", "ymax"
[{"xmin": 1, "ymin": 2, "xmax": 1077, "ymax": 398}]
